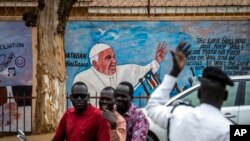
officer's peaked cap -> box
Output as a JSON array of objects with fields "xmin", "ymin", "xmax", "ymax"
[{"xmin": 200, "ymin": 66, "xmax": 234, "ymax": 86}]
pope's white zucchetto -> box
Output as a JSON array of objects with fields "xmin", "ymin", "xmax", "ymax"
[{"xmin": 89, "ymin": 43, "xmax": 111, "ymax": 58}]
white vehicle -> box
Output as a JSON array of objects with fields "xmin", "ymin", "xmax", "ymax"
[{"xmin": 144, "ymin": 75, "xmax": 250, "ymax": 141}]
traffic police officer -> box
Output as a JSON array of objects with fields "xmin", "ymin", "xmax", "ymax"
[{"xmin": 146, "ymin": 42, "xmax": 234, "ymax": 141}]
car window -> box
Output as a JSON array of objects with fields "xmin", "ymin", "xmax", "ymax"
[
  {"xmin": 245, "ymin": 81, "xmax": 250, "ymax": 105},
  {"xmin": 180, "ymin": 89, "xmax": 200, "ymax": 107},
  {"xmin": 178, "ymin": 81, "xmax": 239, "ymax": 107},
  {"xmin": 222, "ymin": 81, "xmax": 239, "ymax": 107}
]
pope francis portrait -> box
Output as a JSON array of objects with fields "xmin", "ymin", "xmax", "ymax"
[{"xmin": 73, "ymin": 42, "xmax": 167, "ymax": 105}]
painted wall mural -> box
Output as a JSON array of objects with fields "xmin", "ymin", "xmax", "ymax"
[
  {"xmin": 0, "ymin": 21, "xmax": 32, "ymax": 132},
  {"xmin": 65, "ymin": 21, "xmax": 250, "ymax": 107}
]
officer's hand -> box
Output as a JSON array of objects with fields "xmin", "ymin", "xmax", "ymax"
[
  {"xmin": 102, "ymin": 110, "xmax": 117, "ymax": 130},
  {"xmin": 170, "ymin": 42, "xmax": 191, "ymax": 77}
]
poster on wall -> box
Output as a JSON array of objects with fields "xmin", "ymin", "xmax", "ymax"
[
  {"xmin": 65, "ymin": 21, "xmax": 250, "ymax": 107},
  {"xmin": 0, "ymin": 21, "xmax": 32, "ymax": 132}
]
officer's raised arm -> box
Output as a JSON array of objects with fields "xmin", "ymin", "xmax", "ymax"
[{"xmin": 146, "ymin": 42, "xmax": 191, "ymax": 129}]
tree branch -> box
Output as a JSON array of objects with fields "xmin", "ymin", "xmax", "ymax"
[{"xmin": 57, "ymin": 0, "xmax": 78, "ymax": 34}]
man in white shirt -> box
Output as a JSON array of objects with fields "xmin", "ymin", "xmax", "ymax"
[
  {"xmin": 73, "ymin": 42, "xmax": 166, "ymax": 105},
  {"xmin": 146, "ymin": 42, "xmax": 234, "ymax": 141}
]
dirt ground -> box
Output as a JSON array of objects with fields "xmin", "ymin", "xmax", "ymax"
[{"xmin": 0, "ymin": 133, "xmax": 54, "ymax": 141}]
